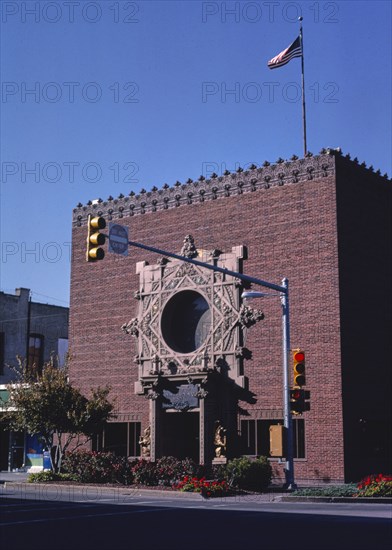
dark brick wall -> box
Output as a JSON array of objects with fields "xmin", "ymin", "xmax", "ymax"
[
  {"xmin": 335, "ymin": 156, "xmax": 392, "ymax": 481},
  {"xmin": 69, "ymin": 153, "xmax": 391, "ymax": 483}
]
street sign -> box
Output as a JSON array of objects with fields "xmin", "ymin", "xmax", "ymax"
[
  {"xmin": 108, "ymin": 223, "xmax": 129, "ymax": 256},
  {"xmin": 270, "ymin": 424, "xmax": 285, "ymax": 457}
]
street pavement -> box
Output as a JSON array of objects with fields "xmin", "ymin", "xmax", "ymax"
[
  {"xmin": 1, "ymin": 470, "xmax": 391, "ymax": 516},
  {"xmin": 1, "ymin": 490, "xmax": 391, "ymax": 550},
  {"xmin": 1, "ymin": 470, "xmax": 391, "ymax": 550}
]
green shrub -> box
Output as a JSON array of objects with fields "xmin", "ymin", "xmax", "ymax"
[
  {"xmin": 62, "ymin": 453, "xmax": 202, "ymax": 487},
  {"xmin": 130, "ymin": 459, "xmax": 158, "ymax": 486},
  {"xmin": 210, "ymin": 463, "xmax": 227, "ymax": 482},
  {"xmin": 226, "ymin": 456, "xmax": 272, "ymax": 492},
  {"xmin": 27, "ymin": 471, "xmax": 76, "ymax": 483},
  {"xmin": 154, "ymin": 456, "xmax": 202, "ymax": 487},
  {"xmin": 293, "ymin": 485, "xmax": 358, "ymax": 497},
  {"xmin": 62, "ymin": 450, "xmax": 132, "ymax": 485}
]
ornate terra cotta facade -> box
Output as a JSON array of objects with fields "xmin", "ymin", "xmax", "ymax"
[{"xmin": 121, "ymin": 235, "xmax": 264, "ymax": 463}]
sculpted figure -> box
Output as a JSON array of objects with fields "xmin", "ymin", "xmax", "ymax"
[
  {"xmin": 214, "ymin": 421, "xmax": 227, "ymax": 458},
  {"xmin": 139, "ymin": 425, "xmax": 151, "ymax": 458}
]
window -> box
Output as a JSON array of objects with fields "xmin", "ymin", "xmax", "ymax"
[
  {"xmin": 28, "ymin": 334, "xmax": 43, "ymax": 371},
  {"xmin": 58, "ymin": 338, "xmax": 69, "ymax": 367},
  {"xmin": 0, "ymin": 333, "xmax": 4, "ymax": 375},
  {"xmin": 93, "ymin": 422, "xmax": 141, "ymax": 457},
  {"xmin": 161, "ymin": 290, "xmax": 211, "ymax": 353},
  {"xmin": 241, "ymin": 418, "xmax": 306, "ymax": 459},
  {"xmin": 293, "ymin": 417, "xmax": 305, "ymax": 458}
]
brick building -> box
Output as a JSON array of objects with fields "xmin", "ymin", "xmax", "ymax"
[
  {"xmin": 0, "ymin": 288, "xmax": 69, "ymax": 470},
  {"xmin": 70, "ymin": 150, "xmax": 391, "ymax": 483}
]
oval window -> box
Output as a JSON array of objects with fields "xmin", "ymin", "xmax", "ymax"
[{"xmin": 161, "ymin": 290, "xmax": 211, "ymax": 353}]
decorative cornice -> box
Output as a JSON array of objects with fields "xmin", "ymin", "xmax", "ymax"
[{"xmin": 72, "ymin": 151, "xmax": 345, "ymax": 227}]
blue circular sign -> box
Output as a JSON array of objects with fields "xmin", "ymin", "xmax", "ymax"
[{"xmin": 109, "ymin": 224, "xmax": 128, "ymax": 255}]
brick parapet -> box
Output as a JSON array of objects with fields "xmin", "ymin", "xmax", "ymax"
[{"xmin": 72, "ymin": 153, "xmax": 340, "ymax": 226}]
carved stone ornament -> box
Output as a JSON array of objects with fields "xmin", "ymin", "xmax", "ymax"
[
  {"xmin": 149, "ymin": 354, "xmax": 161, "ymax": 375},
  {"xmin": 125, "ymin": 239, "xmax": 251, "ymax": 392},
  {"xmin": 121, "ymin": 318, "xmax": 139, "ymax": 338},
  {"xmin": 235, "ymin": 346, "xmax": 245, "ymax": 358},
  {"xmin": 238, "ymin": 304, "xmax": 265, "ymax": 328},
  {"xmin": 147, "ymin": 390, "xmax": 159, "ymax": 400},
  {"xmin": 197, "ymin": 388, "xmax": 208, "ymax": 399},
  {"xmin": 180, "ymin": 234, "xmax": 198, "ymax": 258}
]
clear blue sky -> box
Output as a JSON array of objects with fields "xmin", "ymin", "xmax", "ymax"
[{"xmin": 1, "ymin": 0, "xmax": 391, "ymax": 307}]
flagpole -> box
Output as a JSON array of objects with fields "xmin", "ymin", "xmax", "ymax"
[{"xmin": 299, "ymin": 17, "xmax": 307, "ymax": 156}]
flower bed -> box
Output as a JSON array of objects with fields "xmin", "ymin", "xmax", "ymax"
[
  {"xmin": 356, "ymin": 474, "xmax": 392, "ymax": 497},
  {"xmin": 33, "ymin": 451, "xmax": 271, "ymax": 495},
  {"xmin": 174, "ymin": 476, "xmax": 230, "ymax": 498},
  {"xmin": 291, "ymin": 474, "xmax": 392, "ymax": 499}
]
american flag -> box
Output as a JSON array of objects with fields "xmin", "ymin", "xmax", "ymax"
[{"xmin": 267, "ymin": 36, "xmax": 302, "ymax": 69}]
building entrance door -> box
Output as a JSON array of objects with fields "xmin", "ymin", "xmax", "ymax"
[
  {"xmin": 160, "ymin": 411, "xmax": 199, "ymax": 462},
  {"xmin": 0, "ymin": 427, "xmax": 10, "ymax": 471},
  {"xmin": 10, "ymin": 432, "xmax": 24, "ymax": 470}
]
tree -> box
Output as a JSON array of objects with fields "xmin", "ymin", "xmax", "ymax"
[{"xmin": 4, "ymin": 356, "xmax": 114, "ymax": 472}]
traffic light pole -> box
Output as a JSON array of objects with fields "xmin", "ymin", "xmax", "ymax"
[
  {"xmin": 104, "ymin": 232, "xmax": 295, "ymax": 489},
  {"xmin": 281, "ymin": 278, "xmax": 296, "ymax": 490},
  {"xmin": 242, "ymin": 282, "xmax": 295, "ymax": 490}
]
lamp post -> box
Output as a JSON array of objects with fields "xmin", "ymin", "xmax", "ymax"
[{"xmin": 242, "ymin": 278, "xmax": 296, "ymax": 490}]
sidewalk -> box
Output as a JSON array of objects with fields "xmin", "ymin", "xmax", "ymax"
[
  {"xmin": 0, "ymin": 470, "xmax": 30, "ymax": 483},
  {"xmin": 0, "ymin": 471, "xmax": 286, "ymax": 502},
  {"xmin": 1, "ymin": 472, "xmax": 390, "ymax": 504},
  {"xmin": 0, "ymin": 483, "xmax": 286, "ymax": 503}
]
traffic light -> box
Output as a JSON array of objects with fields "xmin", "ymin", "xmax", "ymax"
[
  {"xmin": 86, "ymin": 215, "xmax": 106, "ymax": 262},
  {"xmin": 293, "ymin": 348, "xmax": 306, "ymax": 387},
  {"xmin": 290, "ymin": 389, "xmax": 310, "ymax": 414}
]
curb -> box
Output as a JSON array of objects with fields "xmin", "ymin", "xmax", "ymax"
[
  {"xmin": 1, "ymin": 482, "xmax": 206, "ymax": 500},
  {"xmin": 1, "ymin": 482, "xmax": 285, "ymax": 502},
  {"xmin": 2, "ymin": 482, "xmax": 391, "ymax": 504},
  {"xmin": 282, "ymin": 496, "xmax": 392, "ymax": 504}
]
